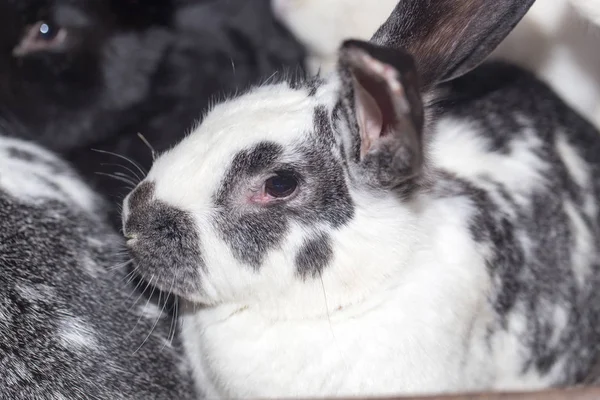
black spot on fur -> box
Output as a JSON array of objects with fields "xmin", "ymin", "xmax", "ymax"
[
  {"xmin": 214, "ymin": 109, "xmax": 354, "ymax": 270},
  {"xmin": 295, "ymin": 233, "xmax": 333, "ymax": 279},
  {"xmin": 312, "ymin": 106, "xmax": 336, "ymax": 148}
]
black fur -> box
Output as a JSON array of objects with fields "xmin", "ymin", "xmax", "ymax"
[
  {"xmin": 371, "ymin": 0, "xmax": 536, "ymax": 85},
  {"xmin": 0, "ymin": 0, "xmax": 305, "ymax": 217},
  {"xmin": 295, "ymin": 232, "xmax": 333, "ymax": 279}
]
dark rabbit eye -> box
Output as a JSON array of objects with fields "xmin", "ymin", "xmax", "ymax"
[
  {"xmin": 37, "ymin": 22, "xmax": 60, "ymax": 41},
  {"xmin": 264, "ymin": 174, "xmax": 298, "ymax": 198},
  {"xmin": 13, "ymin": 21, "xmax": 67, "ymax": 57}
]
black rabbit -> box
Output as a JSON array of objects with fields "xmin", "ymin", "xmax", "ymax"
[{"xmin": 0, "ymin": 0, "xmax": 305, "ymax": 211}]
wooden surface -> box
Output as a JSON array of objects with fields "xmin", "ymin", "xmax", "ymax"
[
  {"xmin": 389, "ymin": 387, "xmax": 600, "ymax": 399},
  {"xmin": 289, "ymin": 387, "xmax": 600, "ymax": 400}
]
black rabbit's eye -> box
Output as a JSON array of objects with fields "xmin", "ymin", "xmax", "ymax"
[
  {"xmin": 13, "ymin": 21, "xmax": 67, "ymax": 57},
  {"xmin": 37, "ymin": 22, "xmax": 59, "ymax": 41},
  {"xmin": 264, "ymin": 174, "xmax": 298, "ymax": 198}
]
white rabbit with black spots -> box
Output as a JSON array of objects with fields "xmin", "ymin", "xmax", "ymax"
[{"xmin": 123, "ymin": 0, "xmax": 600, "ymax": 398}]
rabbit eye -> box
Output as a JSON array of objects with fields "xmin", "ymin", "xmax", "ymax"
[
  {"xmin": 37, "ymin": 22, "xmax": 61, "ymax": 41},
  {"xmin": 13, "ymin": 21, "xmax": 67, "ymax": 57},
  {"xmin": 264, "ymin": 173, "xmax": 298, "ymax": 198}
]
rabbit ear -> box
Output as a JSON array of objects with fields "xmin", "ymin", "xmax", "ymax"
[
  {"xmin": 338, "ymin": 40, "xmax": 424, "ymax": 189},
  {"xmin": 370, "ymin": 0, "xmax": 536, "ymax": 87}
]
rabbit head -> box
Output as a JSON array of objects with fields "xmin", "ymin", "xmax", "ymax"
[
  {"xmin": 0, "ymin": 0, "xmax": 177, "ymax": 151},
  {"xmin": 123, "ymin": 0, "xmax": 535, "ymax": 317}
]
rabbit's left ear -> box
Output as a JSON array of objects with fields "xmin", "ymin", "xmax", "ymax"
[
  {"xmin": 370, "ymin": 0, "xmax": 536, "ymax": 88},
  {"xmin": 337, "ymin": 40, "xmax": 424, "ymax": 189}
]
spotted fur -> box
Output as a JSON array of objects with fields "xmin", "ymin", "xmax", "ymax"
[
  {"xmin": 123, "ymin": 0, "xmax": 600, "ymax": 397},
  {"xmin": 0, "ymin": 136, "xmax": 195, "ymax": 399}
]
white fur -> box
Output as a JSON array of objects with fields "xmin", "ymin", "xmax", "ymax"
[
  {"xmin": 58, "ymin": 317, "xmax": 99, "ymax": 351},
  {"xmin": 129, "ymin": 75, "xmax": 580, "ymax": 396},
  {"xmin": 431, "ymin": 117, "xmax": 550, "ymax": 207},
  {"xmin": 273, "ymin": 0, "xmax": 600, "ymax": 127},
  {"xmin": 0, "ymin": 137, "xmax": 98, "ymax": 214}
]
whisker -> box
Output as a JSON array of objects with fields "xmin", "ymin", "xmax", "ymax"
[
  {"xmin": 319, "ymin": 271, "xmax": 349, "ymax": 373},
  {"xmin": 129, "ymin": 275, "xmax": 155, "ymax": 312},
  {"xmin": 169, "ymin": 294, "xmax": 179, "ymax": 345},
  {"xmin": 126, "ymin": 271, "xmax": 149, "ymax": 304},
  {"xmin": 135, "ymin": 283, "xmax": 171, "ymax": 354},
  {"xmin": 91, "ymin": 148, "xmax": 147, "ymax": 177},
  {"xmin": 137, "ymin": 133, "xmax": 157, "ymax": 162},
  {"xmin": 95, "ymin": 172, "xmax": 137, "ymax": 189},
  {"xmin": 100, "ymin": 162, "xmax": 143, "ymax": 183},
  {"xmin": 124, "ymin": 268, "xmax": 140, "ymax": 286},
  {"xmin": 163, "ymin": 275, "xmax": 179, "ymax": 351},
  {"xmin": 108, "ymin": 259, "xmax": 133, "ymax": 272},
  {"xmin": 129, "ymin": 276, "xmax": 158, "ymax": 340},
  {"xmin": 120, "ymin": 264, "xmax": 141, "ymax": 287},
  {"xmin": 114, "ymin": 171, "xmax": 139, "ymax": 184}
]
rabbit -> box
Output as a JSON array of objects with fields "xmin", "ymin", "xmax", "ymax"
[
  {"xmin": 0, "ymin": 128, "xmax": 197, "ymax": 399},
  {"xmin": 121, "ymin": 0, "xmax": 600, "ymax": 397},
  {"xmin": 0, "ymin": 0, "xmax": 305, "ymax": 214},
  {"xmin": 273, "ymin": 0, "xmax": 600, "ymax": 128}
]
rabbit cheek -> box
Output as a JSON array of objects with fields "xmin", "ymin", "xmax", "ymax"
[{"xmin": 123, "ymin": 181, "xmax": 203, "ymax": 298}]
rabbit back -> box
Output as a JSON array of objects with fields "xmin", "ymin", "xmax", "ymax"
[
  {"xmin": 428, "ymin": 61, "xmax": 600, "ymax": 386},
  {"xmin": 0, "ymin": 136, "xmax": 195, "ymax": 399}
]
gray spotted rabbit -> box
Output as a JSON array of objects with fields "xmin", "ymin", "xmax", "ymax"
[
  {"xmin": 122, "ymin": 0, "xmax": 600, "ymax": 397},
  {"xmin": 0, "ymin": 131, "xmax": 196, "ymax": 399}
]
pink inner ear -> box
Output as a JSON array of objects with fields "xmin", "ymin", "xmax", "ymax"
[{"xmin": 354, "ymin": 77, "xmax": 383, "ymax": 159}]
